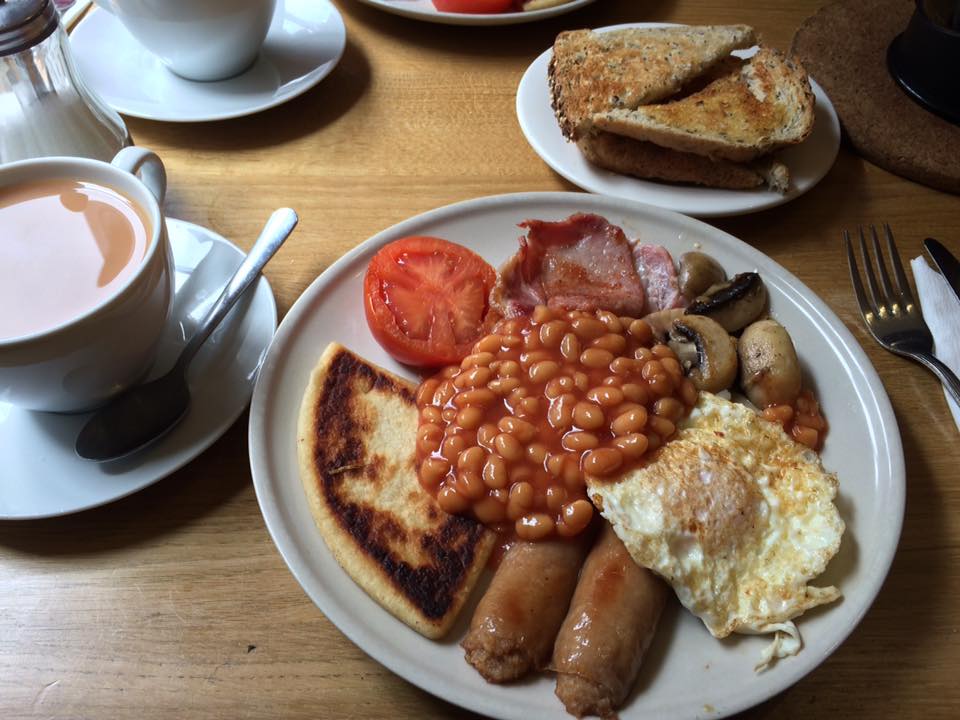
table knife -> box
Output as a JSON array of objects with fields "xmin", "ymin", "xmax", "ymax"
[{"xmin": 923, "ymin": 238, "xmax": 960, "ymax": 307}]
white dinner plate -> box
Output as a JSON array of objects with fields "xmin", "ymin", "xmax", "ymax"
[
  {"xmin": 69, "ymin": 0, "xmax": 346, "ymax": 123},
  {"xmin": 350, "ymin": 0, "xmax": 596, "ymax": 26},
  {"xmin": 249, "ymin": 192, "xmax": 904, "ymax": 719},
  {"xmin": 516, "ymin": 23, "xmax": 842, "ymax": 217},
  {"xmin": 0, "ymin": 219, "xmax": 276, "ymax": 520}
]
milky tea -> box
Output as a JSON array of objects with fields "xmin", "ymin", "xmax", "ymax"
[{"xmin": 0, "ymin": 178, "xmax": 151, "ymax": 340}]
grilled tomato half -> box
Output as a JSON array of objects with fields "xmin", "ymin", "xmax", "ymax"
[{"xmin": 364, "ymin": 236, "xmax": 498, "ymax": 367}]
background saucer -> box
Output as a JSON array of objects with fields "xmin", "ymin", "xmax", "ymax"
[
  {"xmin": 69, "ymin": 0, "xmax": 346, "ymax": 122},
  {"xmin": 0, "ymin": 219, "xmax": 276, "ymax": 520}
]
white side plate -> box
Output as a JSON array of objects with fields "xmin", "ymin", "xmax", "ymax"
[{"xmin": 516, "ymin": 23, "xmax": 842, "ymax": 217}]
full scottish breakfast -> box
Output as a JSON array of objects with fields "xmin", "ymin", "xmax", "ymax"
[
  {"xmin": 12, "ymin": 0, "xmax": 932, "ymax": 716},
  {"xmin": 297, "ymin": 211, "xmax": 844, "ymax": 718},
  {"xmin": 548, "ymin": 25, "xmax": 816, "ymax": 192}
]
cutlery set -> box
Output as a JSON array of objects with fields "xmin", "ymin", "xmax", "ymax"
[{"xmin": 844, "ymin": 224, "xmax": 960, "ymax": 408}]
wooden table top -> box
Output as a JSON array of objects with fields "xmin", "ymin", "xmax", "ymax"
[{"xmin": 4, "ymin": 0, "xmax": 960, "ymax": 718}]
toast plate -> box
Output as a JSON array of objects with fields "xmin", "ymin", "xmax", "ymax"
[
  {"xmin": 249, "ymin": 192, "xmax": 903, "ymax": 719},
  {"xmin": 349, "ymin": 0, "xmax": 596, "ymax": 26},
  {"xmin": 516, "ymin": 23, "xmax": 842, "ymax": 217}
]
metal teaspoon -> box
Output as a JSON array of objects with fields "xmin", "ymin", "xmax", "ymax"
[{"xmin": 75, "ymin": 208, "xmax": 298, "ymax": 461}]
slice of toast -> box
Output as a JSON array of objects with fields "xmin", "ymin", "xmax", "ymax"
[
  {"xmin": 592, "ymin": 47, "xmax": 815, "ymax": 163},
  {"xmin": 297, "ymin": 342, "xmax": 497, "ymax": 639},
  {"xmin": 578, "ymin": 130, "xmax": 790, "ymax": 192},
  {"xmin": 549, "ymin": 25, "xmax": 757, "ymax": 141}
]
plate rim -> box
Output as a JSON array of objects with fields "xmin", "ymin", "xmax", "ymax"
[
  {"xmin": 348, "ymin": 0, "xmax": 597, "ymax": 25},
  {"xmin": 514, "ymin": 22, "xmax": 842, "ymax": 218},
  {"xmin": 248, "ymin": 190, "xmax": 905, "ymax": 719},
  {"xmin": 70, "ymin": 1, "xmax": 347, "ymax": 123}
]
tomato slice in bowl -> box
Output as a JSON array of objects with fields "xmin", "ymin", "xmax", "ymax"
[
  {"xmin": 364, "ymin": 236, "xmax": 498, "ymax": 367},
  {"xmin": 431, "ymin": 0, "xmax": 516, "ymax": 13}
]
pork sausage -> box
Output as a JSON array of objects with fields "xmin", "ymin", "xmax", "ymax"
[
  {"xmin": 551, "ymin": 524, "xmax": 669, "ymax": 718},
  {"xmin": 462, "ymin": 536, "xmax": 591, "ymax": 683}
]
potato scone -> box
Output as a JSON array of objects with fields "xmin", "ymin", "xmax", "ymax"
[
  {"xmin": 297, "ymin": 342, "xmax": 497, "ymax": 639},
  {"xmin": 588, "ymin": 391, "xmax": 844, "ymax": 670}
]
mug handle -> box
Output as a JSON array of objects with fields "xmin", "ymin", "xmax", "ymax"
[{"xmin": 111, "ymin": 147, "xmax": 166, "ymax": 205}]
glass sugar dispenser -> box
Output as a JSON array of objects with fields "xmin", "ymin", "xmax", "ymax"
[{"xmin": 0, "ymin": 0, "xmax": 129, "ymax": 164}]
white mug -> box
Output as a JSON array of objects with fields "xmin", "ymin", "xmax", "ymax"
[
  {"xmin": 93, "ymin": 0, "xmax": 278, "ymax": 82},
  {"xmin": 0, "ymin": 148, "xmax": 174, "ymax": 413}
]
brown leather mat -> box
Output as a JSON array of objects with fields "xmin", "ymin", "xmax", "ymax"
[{"xmin": 791, "ymin": 0, "xmax": 960, "ymax": 194}]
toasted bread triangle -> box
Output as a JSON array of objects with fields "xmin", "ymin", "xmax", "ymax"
[
  {"xmin": 549, "ymin": 25, "xmax": 757, "ymax": 141},
  {"xmin": 297, "ymin": 343, "xmax": 496, "ymax": 639},
  {"xmin": 578, "ymin": 130, "xmax": 790, "ymax": 192},
  {"xmin": 593, "ymin": 47, "xmax": 815, "ymax": 163},
  {"xmin": 579, "ymin": 131, "xmax": 764, "ymax": 189}
]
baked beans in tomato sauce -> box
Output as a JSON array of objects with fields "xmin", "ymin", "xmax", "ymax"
[
  {"xmin": 415, "ymin": 305, "xmax": 698, "ymax": 541},
  {"xmin": 761, "ymin": 389, "xmax": 828, "ymax": 450}
]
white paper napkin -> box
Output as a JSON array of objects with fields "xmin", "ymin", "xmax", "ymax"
[{"xmin": 911, "ymin": 256, "xmax": 960, "ymax": 429}]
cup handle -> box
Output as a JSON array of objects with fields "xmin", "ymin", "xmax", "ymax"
[{"xmin": 111, "ymin": 147, "xmax": 166, "ymax": 205}]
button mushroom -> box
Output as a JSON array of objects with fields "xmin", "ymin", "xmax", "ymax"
[
  {"xmin": 668, "ymin": 315, "xmax": 738, "ymax": 393},
  {"xmin": 679, "ymin": 251, "xmax": 727, "ymax": 300},
  {"xmin": 685, "ymin": 272, "xmax": 768, "ymax": 333},
  {"xmin": 738, "ymin": 319, "xmax": 802, "ymax": 408},
  {"xmin": 642, "ymin": 308, "xmax": 686, "ymax": 341}
]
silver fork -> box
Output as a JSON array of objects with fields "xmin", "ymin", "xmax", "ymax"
[{"xmin": 843, "ymin": 223, "xmax": 960, "ymax": 406}]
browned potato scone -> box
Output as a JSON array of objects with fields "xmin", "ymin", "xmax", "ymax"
[{"xmin": 297, "ymin": 342, "xmax": 496, "ymax": 639}]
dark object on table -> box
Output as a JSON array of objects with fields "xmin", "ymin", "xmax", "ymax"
[
  {"xmin": 888, "ymin": 1, "xmax": 960, "ymax": 125},
  {"xmin": 792, "ymin": 0, "xmax": 960, "ymax": 195}
]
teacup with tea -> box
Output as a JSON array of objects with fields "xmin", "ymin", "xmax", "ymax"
[{"xmin": 0, "ymin": 148, "xmax": 173, "ymax": 412}]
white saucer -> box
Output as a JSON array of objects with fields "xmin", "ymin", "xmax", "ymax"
[
  {"xmin": 69, "ymin": 0, "xmax": 346, "ymax": 122},
  {"xmin": 516, "ymin": 23, "xmax": 842, "ymax": 218},
  {"xmin": 350, "ymin": 0, "xmax": 596, "ymax": 26},
  {"xmin": 0, "ymin": 219, "xmax": 277, "ymax": 520}
]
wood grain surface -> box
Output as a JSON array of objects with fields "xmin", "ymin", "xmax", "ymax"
[{"xmin": 3, "ymin": 1, "xmax": 960, "ymax": 718}]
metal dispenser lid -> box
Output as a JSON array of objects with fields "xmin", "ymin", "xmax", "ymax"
[{"xmin": 0, "ymin": 0, "xmax": 57, "ymax": 57}]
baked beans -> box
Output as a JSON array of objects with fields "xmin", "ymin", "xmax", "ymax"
[
  {"xmin": 762, "ymin": 389, "xmax": 827, "ymax": 450},
  {"xmin": 482, "ymin": 455, "xmax": 508, "ymax": 489},
  {"xmin": 415, "ymin": 305, "xmax": 695, "ymax": 540}
]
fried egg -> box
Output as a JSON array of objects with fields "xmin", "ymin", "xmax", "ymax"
[{"xmin": 588, "ymin": 392, "xmax": 844, "ymax": 670}]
